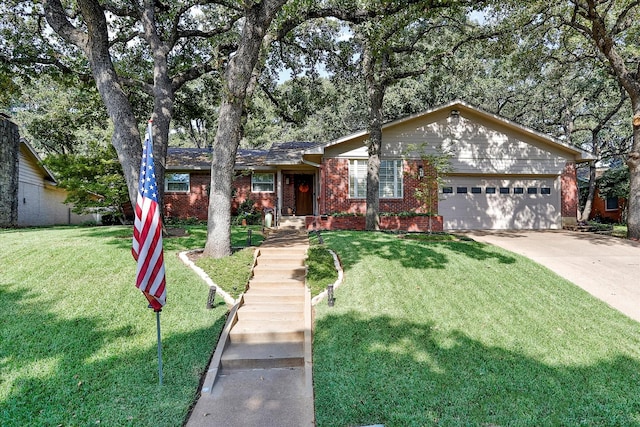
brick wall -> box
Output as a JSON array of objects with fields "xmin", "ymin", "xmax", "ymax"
[
  {"xmin": 164, "ymin": 172, "xmax": 210, "ymax": 220},
  {"xmin": 282, "ymin": 173, "xmax": 295, "ymax": 214},
  {"xmin": 306, "ymin": 215, "xmax": 443, "ymax": 232},
  {"xmin": 164, "ymin": 172, "xmax": 278, "ymax": 221},
  {"xmin": 561, "ymin": 162, "xmax": 578, "ymax": 226},
  {"xmin": 0, "ymin": 117, "xmax": 19, "ymax": 227},
  {"xmin": 321, "ymin": 158, "xmax": 437, "ymax": 215},
  {"xmin": 589, "ymin": 189, "xmax": 625, "ymax": 222},
  {"xmin": 232, "ymin": 174, "xmax": 277, "ymax": 213}
]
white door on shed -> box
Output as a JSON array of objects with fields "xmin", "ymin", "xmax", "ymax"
[{"xmin": 438, "ymin": 177, "xmax": 561, "ymax": 230}]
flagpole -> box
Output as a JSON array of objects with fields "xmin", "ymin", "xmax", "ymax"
[{"xmin": 156, "ymin": 309, "xmax": 163, "ymax": 386}]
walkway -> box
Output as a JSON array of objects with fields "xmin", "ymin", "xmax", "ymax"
[
  {"xmin": 462, "ymin": 230, "xmax": 640, "ymax": 322},
  {"xmin": 186, "ymin": 230, "xmax": 314, "ymax": 427}
]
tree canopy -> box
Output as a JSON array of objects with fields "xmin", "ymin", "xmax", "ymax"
[{"xmin": 2, "ymin": 0, "xmax": 640, "ymax": 243}]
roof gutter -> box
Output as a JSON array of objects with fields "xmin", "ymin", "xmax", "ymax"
[{"xmin": 302, "ymin": 159, "xmax": 321, "ymax": 168}]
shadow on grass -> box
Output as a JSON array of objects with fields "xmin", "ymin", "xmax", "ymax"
[
  {"xmin": 320, "ymin": 231, "xmax": 516, "ymax": 270},
  {"xmin": 0, "ymin": 284, "xmax": 227, "ymax": 427},
  {"xmin": 313, "ymin": 311, "xmax": 640, "ymax": 426},
  {"xmin": 75, "ymin": 225, "xmax": 265, "ymax": 253}
]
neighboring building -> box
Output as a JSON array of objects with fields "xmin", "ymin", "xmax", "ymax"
[
  {"xmin": 165, "ymin": 100, "xmax": 595, "ymax": 231},
  {"xmin": 1, "ymin": 114, "xmax": 99, "ymax": 227},
  {"xmin": 579, "ymin": 168, "xmax": 626, "ymax": 223}
]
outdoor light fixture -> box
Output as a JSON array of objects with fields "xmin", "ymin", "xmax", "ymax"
[
  {"xmin": 206, "ymin": 287, "xmax": 216, "ymax": 309},
  {"xmin": 418, "ymin": 165, "xmax": 424, "ymax": 179},
  {"xmin": 327, "ymin": 285, "xmax": 334, "ymax": 307},
  {"xmin": 450, "ymin": 109, "xmax": 460, "ymax": 124},
  {"xmin": 285, "ymin": 176, "xmax": 290, "ymax": 185}
]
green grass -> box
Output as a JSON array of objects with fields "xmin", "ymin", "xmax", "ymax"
[
  {"xmin": 305, "ymin": 244, "xmax": 339, "ymax": 297},
  {"xmin": 613, "ymin": 224, "xmax": 628, "ymax": 238},
  {"xmin": 0, "ymin": 225, "xmax": 258, "ymax": 427},
  {"xmin": 195, "ymin": 248, "xmax": 256, "ymax": 299},
  {"xmin": 313, "ymin": 231, "xmax": 640, "ymax": 426}
]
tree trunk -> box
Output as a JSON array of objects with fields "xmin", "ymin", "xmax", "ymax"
[
  {"xmin": 364, "ymin": 46, "xmax": 387, "ymax": 231},
  {"xmin": 580, "ymin": 0, "xmax": 640, "ymax": 239},
  {"xmin": 579, "ymin": 161, "xmax": 597, "ymax": 223},
  {"xmin": 628, "ymin": 100, "xmax": 640, "ymax": 240},
  {"xmin": 203, "ymin": 0, "xmax": 286, "ymax": 258},
  {"xmin": 141, "ymin": 0, "xmax": 175, "ymax": 214},
  {"xmin": 44, "ymin": 0, "xmax": 144, "ymax": 207}
]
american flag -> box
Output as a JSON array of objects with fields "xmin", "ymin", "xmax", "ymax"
[{"xmin": 132, "ymin": 120, "xmax": 166, "ymax": 311}]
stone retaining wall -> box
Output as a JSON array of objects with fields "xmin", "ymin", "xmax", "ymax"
[{"xmin": 0, "ymin": 116, "xmax": 19, "ymax": 227}]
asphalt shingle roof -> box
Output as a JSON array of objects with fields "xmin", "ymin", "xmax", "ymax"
[{"xmin": 166, "ymin": 141, "xmax": 322, "ymax": 170}]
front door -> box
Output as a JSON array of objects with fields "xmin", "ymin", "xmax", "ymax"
[{"xmin": 295, "ymin": 175, "xmax": 313, "ymax": 215}]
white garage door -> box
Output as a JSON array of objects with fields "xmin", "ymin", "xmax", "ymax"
[{"xmin": 438, "ymin": 177, "xmax": 561, "ymax": 230}]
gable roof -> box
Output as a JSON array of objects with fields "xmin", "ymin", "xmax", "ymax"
[
  {"xmin": 304, "ymin": 100, "xmax": 596, "ymax": 162},
  {"xmin": 20, "ymin": 139, "xmax": 57, "ymax": 184}
]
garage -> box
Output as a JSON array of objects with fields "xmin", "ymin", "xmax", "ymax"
[{"xmin": 439, "ymin": 176, "xmax": 561, "ymax": 230}]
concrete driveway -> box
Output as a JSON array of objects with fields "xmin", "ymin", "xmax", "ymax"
[{"xmin": 462, "ymin": 230, "xmax": 640, "ymax": 322}]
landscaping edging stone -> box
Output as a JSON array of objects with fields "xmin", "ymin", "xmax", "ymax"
[
  {"xmin": 311, "ymin": 248, "xmax": 344, "ymax": 306},
  {"xmin": 177, "ymin": 249, "xmax": 238, "ymax": 306}
]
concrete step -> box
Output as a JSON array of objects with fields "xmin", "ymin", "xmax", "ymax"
[
  {"xmin": 259, "ymin": 247, "xmax": 308, "ymax": 256},
  {"xmin": 237, "ymin": 307, "xmax": 304, "ymax": 322},
  {"xmin": 255, "ymin": 257, "xmax": 306, "ymax": 266},
  {"xmin": 238, "ymin": 303, "xmax": 302, "ymax": 313},
  {"xmin": 252, "ymin": 265, "xmax": 306, "ymax": 278},
  {"xmin": 245, "ymin": 287, "xmax": 305, "ymax": 297},
  {"xmin": 229, "ymin": 319, "xmax": 304, "ymax": 343},
  {"xmin": 243, "ymin": 290, "xmax": 305, "ymax": 304},
  {"xmin": 220, "ymin": 342, "xmax": 304, "ymax": 370},
  {"xmin": 248, "ymin": 278, "xmax": 305, "ymax": 288}
]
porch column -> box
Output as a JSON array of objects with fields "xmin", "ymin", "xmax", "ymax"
[
  {"xmin": 561, "ymin": 161, "xmax": 579, "ymax": 227},
  {"xmin": 277, "ymin": 169, "xmax": 283, "ymax": 221}
]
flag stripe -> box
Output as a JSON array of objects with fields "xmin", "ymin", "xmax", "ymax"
[{"xmin": 132, "ymin": 121, "xmax": 166, "ymax": 310}]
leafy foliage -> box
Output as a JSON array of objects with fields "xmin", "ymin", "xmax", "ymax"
[
  {"xmin": 43, "ymin": 145, "xmax": 129, "ymax": 221},
  {"xmin": 598, "ymin": 166, "xmax": 630, "ymax": 201}
]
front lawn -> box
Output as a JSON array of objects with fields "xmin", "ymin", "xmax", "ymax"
[
  {"xmin": 0, "ymin": 225, "xmax": 254, "ymax": 427},
  {"xmin": 312, "ymin": 231, "xmax": 640, "ymax": 426}
]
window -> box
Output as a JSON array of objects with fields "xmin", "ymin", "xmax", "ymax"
[
  {"xmin": 527, "ymin": 188, "xmax": 538, "ymax": 194},
  {"xmin": 457, "ymin": 187, "xmax": 468, "ymax": 194},
  {"xmin": 442, "ymin": 187, "xmax": 453, "ymax": 194},
  {"xmin": 349, "ymin": 159, "xmax": 403, "ymax": 198},
  {"xmin": 541, "ymin": 187, "xmax": 551, "ymax": 195},
  {"xmin": 514, "ymin": 187, "xmax": 524, "ymax": 194},
  {"xmin": 500, "ymin": 187, "xmax": 510, "ymax": 194},
  {"xmin": 486, "ymin": 187, "xmax": 496, "ymax": 194},
  {"xmin": 349, "ymin": 160, "xmax": 367, "ymax": 198},
  {"xmin": 379, "ymin": 160, "xmax": 403, "ymax": 198},
  {"xmin": 606, "ymin": 197, "xmax": 619, "ymax": 211},
  {"xmin": 251, "ymin": 173, "xmax": 275, "ymax": 192},
  {"xmin": 471, "ymin": 187, "xmax": 482, "ymax": 194},
  {"xmin": 165, "ymin": 173, "xmax": 190, "ymax": 192}
]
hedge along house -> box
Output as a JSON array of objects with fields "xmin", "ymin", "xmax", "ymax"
[{"xmin": 164, "ymin": 100, "xmax": 595, "ymax": 231}]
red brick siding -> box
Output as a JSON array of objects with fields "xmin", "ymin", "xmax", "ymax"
[
  {"xmin": 320, "ymin": 158, "xmax": 437, "ymax": 215},
  {"xmin": 306, "ymin": 215, "xmax": 443, "ymax": 232},
  {"xmin": 282, "ymin": 173, "xmax": 295, "ymax": 214},
  {"xmin": 231, "ymin": 174, "xmax": 276, "ymax": 213},
  {"xmin": 163, "ymin": 172, "xmax": 277, "ymax": 220},
  {"xmin": 589, "ymin": 188, "xmax": 625, "ymax": 222},
  {"xmin": 561, "ymin": 162, "xmax": 578, "ymax": 220},
  {"xmin": 164, "ymin": 172, "xmax": 209, "ymax": 220}
]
